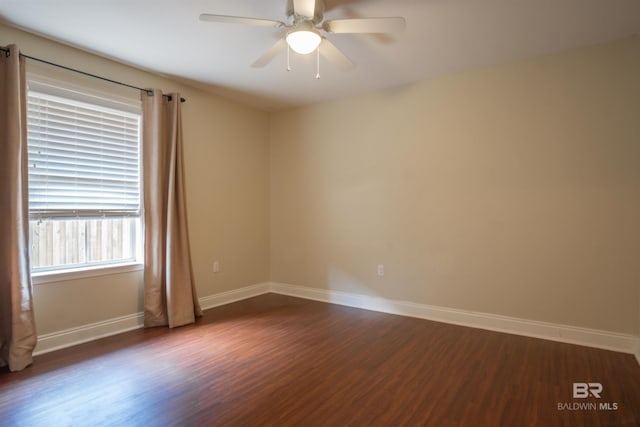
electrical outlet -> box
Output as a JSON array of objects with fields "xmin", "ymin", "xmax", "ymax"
[
  {"xmin": 377, "ymin": 264, "xmax": 384, "ymax": 276},
  {"xmin": 213, "ymin": 260, "xmax": 220, "ymax": 273}
]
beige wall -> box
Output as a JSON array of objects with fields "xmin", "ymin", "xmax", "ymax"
[
  {"xmin": 1, "ymin": 24, "xmax": 270, "ymax": 335},
  {"xmin": 270, "ymin": 38, "xmax": 640, "ymax": 335}
]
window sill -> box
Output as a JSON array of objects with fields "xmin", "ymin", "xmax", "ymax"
[{"xmin": 32, "ymin": 262, "xmax": 143, "ymax": 285}]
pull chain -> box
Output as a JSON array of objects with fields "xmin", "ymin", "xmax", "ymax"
[
  {"xmin": 316, "ymin": 45, "xmax": 320, "ymax": 80},
  {"xmin": 287, "ymin": 45, "xmax": 291, "ymax": 72}
]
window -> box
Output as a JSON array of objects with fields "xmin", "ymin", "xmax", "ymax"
[{"xmin": 27, "ymin": 79, "xmax": 142, "ymax": 276}]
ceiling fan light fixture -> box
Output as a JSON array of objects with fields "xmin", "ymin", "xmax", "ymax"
[{"xmin": 286, "ymin": 28, "xmax": 321, "ymax": 54}]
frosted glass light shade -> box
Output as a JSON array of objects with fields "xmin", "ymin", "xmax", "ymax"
[{"xmin": 286, "ymin": 30, "xmax": 321, "ymax": 54}]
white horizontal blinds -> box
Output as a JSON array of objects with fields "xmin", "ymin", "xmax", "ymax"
[{"xmin": 27, "ymin": 89, "xmax": 141, "ymax": 219}]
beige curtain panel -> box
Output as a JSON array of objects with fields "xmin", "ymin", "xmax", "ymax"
[
  {"xmin": 142, "ymin": 90, "xmax": 201, "ymax": 328},
  {"xmin": 0, "ymin": 44, "xmax": 38, "ymax": 372}
]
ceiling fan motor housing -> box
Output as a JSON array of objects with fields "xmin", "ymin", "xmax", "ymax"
[{"xmin": 286, "ymin": 0, "xmax": 325, "ymax": 24}]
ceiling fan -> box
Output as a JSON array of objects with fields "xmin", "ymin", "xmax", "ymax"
[{"xmin": 199, "ymin": 0, "xmax": 406, "ymax": 72}]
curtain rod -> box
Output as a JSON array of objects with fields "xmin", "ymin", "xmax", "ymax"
[{"xmin": 1, "ymin": 46, "xmax": 185, "ymax": 103}]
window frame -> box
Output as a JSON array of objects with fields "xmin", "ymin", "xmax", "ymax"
[{"xmin": 26, "ymin": 74, "xmax": 144, "ymax": 284}]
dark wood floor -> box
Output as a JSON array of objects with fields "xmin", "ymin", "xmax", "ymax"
[{"xmin": 1, "ymin": 294, "xmax": 639, "ymax": 426}]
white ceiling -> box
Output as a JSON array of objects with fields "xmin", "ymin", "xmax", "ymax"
[{"xmin": 1, "ymin": 0, "xmax": 639, "ymax": 111}]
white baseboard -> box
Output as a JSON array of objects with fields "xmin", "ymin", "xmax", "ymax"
[
  {"xmin": 34, "ymin": 282, "xmax": 271, "ymax": 356},
  {"xmin": 33, "ymin": 280, "xmax": 640, "ymax": 363},
  {"xmin": 269, "ymin": 282, "xmax": 640, "ymax": 356},
  {"xmin": 198, "ymin": 282, "xmax": 270, "ymax": 310},
  {"xmin": 34, "ymin": 312, "xmax": 144, "ymax": 356}
]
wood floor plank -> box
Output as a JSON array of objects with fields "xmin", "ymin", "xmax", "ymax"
[{"xmin": 1, "ymin": 294, "xmax": 639, "ymax": 426}]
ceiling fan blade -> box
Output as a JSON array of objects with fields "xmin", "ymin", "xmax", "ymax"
[
  {"xmin": 323, "ymin": 17, "xmax": 406, "ymax": 34},
  {"xmin": 319, "ymin": 38, "xmax": 355, "ymax": 71},
  {"xmin": 199, "ymin": 14, "xmax": 284, "ymax": 27},
  {"xmin": 252, "ymin": 38, "xmax": 288, "ymax": 68},
  {"xmin": 293, "ymin": 0, "xmax": 316, "ymax": 18}
]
